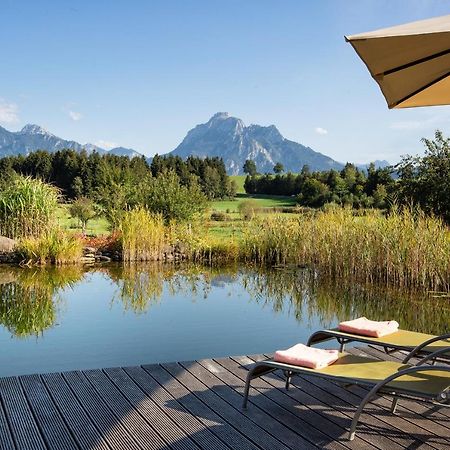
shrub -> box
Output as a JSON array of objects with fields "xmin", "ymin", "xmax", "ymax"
[
  {"xmin": 238, "ymin": 199, "xmax": 259, "ymax": 220},
  {"xmin": 210, "ymin": 211, "xmax": 229, "ymax": 221},
  {"xmin": 0, "ymin": 176, "xmax": 59, "ymax": 239}
]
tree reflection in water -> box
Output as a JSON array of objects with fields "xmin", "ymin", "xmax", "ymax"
[
  {"xmin": 0, "ymin": 263, "xmax": 447, "ymax": 337},
  {"xmin": 0, "ymin": 266, "xmax": 84, "ymax": 337}
]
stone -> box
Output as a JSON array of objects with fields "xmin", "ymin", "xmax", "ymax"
[{"xmin": 0, "ymin": 236, "xmax": 16, "ymax": 253}]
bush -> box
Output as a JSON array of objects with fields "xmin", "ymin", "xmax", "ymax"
[
  {"xmin": 210, "ymin": 211, "xmax": 229, "ymax": 221},
  {"xmin": 238, "ymin": 199, "xmax": 259, "ymax": 220},
  {"xmin": 0, "ymin": 176, "xmax": 59, "ymax": 239}
]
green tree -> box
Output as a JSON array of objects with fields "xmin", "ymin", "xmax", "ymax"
[
  {"xmin": 243, "ymin": 159, "xmax": 257, "ymax": 176},
  {"xmin": 273, "ymin": 162, "xmax": 284, "ymax": 174},
  {"xmin": 297, "ymin": 179, "xmax": 330, "ymax": 207},
  {"xmin": 397, "ymin": 130, "xmax": 450, "ymax": 222},
  {"xmin": 69, "ymin": 197, "xmax": 97, "ymax": 234}
]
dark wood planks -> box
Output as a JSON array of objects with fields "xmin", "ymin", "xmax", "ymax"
[{"xmin": 0, "ymin": 351, "xmax": 448, "ymax": 450}]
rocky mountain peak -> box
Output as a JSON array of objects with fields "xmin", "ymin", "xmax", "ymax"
[{"xmin": 20, "ymin": 124, "xmax": 51, "ymax": 135}]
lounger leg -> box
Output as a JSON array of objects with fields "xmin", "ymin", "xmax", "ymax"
[
  {"xmin": 242, "ymin": 368, "xmax": 254, "ymax": 409},
  {"xmin": 390, "ymin": 397, "xmax": 399, "ymax": 414},
  {"xmin": 242, "ymin": 365, "xmax": 276, "ymax": 409},
  {"xmin": 349, "ymin": 387, "xmax": 379, "ymax": 440},
  {"xmin": 338, "ymin": 338, "xmax": 346, "ymax": 352},
  {"xmin": 285, "ymin": 370, "xmax": 292, "ymax": 390}
]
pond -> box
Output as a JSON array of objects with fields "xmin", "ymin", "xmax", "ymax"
[{"xmin": 0, "ymin": 263, "xmax": 448, "ymax": 377}]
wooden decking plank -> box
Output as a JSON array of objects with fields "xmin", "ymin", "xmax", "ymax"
[
  {"xmin": 0, "ymin": 385, "xmax": 16, "ymax": 450},
  {"xmin": 254, "ymin": 353, "xmax": 437, "ymax": 450},
  {"xmin": 82, "ymin": 369, "xmax": 168, "ymax": 450},
  {"xmin": 207, "ymin": 356, "xmax": 357, "ymax": 450},
  {"xmin": 217, "ymin": 355, "xmax": 384, "ymax": 450},
  {"xmin": 124, "ymin": 365, "xmax": 231, "ymax": 450},
  {"xmin": 103, "ymin": 367, "xmax": 200, "ymax": 450},
  {"xmin": 41, "ymin": 372, "xmax": 110, "ymax": 450},
  {"xmin": 180, "ymin": 359, "xmax": 319, "ymax": 450},
  {"xmin": 62, "ymin": 371, "xmax": 142, "ymax": 450},
  {"xmin": 19, "ymin": 374, "xmax": 78, "ymax": 450},
  {"xmin": 0, "ymin": 376, "xmax": 47, "ymax": 450},
  {"xmin": 162, "ymin": 361, "xmax": 293, "ymax": 450},
  {"xmin": 143, "ymin": 363, "xmax": 259, "ymax": 450}
]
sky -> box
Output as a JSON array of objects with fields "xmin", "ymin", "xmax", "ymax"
[{"xmin": 1, "ymin": 0, "xmax": 450, "ymax": 164}]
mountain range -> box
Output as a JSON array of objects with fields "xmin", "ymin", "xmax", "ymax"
[
  {"xmin": 0, "ymin": 114, "xmax": 389, "ymax": 174},
  {"xmin": 0, "ymin": 124, "xmax": 140, "ymax": 158}
]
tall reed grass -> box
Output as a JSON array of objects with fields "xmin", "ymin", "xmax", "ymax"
[
  {"xmin": 0, "ymin": 176, "xmax": 59, "ymax": 239},
  {"xmin": 242, "ymin": 207, "xmax": 450, "ymax": 291},
  {"xmin": 17, "ymin": 229, "xmax": 83, "ymax": 265},
  {"xmin": 120, "ymin": 208, "xmax": 166, "ymax": 261}
]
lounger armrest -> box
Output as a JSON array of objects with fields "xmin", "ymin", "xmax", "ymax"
[
  {"xmin": 414, "ymin": 347, "xmax": 450, "ymax": 365},
  {"xmin": 403, "ymin": 333, "xmax": 450, "ymax": 363}
]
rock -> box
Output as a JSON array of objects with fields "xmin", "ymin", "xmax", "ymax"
[
  {"xmin": 84, "ymin": 253, "xmax": 96, "ymax": 259},
  {"xmin": 80, "ymin": 256, "xmax": 96, "ymax": 264},
  {"xmin": 97, "ymin": 255, "xmax": 111, "ymax": 262},
  {"xmin": 83, "ymin": 246, "xmax": 97, "ymax": 254},
  {"xmin": 0, "ymin": 236, "xmax": 16, "ymax": 253}
]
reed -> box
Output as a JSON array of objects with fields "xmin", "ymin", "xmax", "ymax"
[
  {"xmin": 120, "ymin": 207, "xmax": 166, "ymax": 261},
  {"xmin": 17, "ymin": 229, "xmax": 83, "ymax": 265},
  {"xmin": 0, "ymin": 176, "xmax": 59, "ymax": 239},
  {"xmin": 242, "ymin": 207, "xmax": 450, "ymax": 291}
]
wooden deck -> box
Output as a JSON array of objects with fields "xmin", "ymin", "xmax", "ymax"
[{"xmin": 0, "ymin": 346, "xmax": 449, "ymax": 450}]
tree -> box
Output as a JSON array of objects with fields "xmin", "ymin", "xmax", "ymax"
[
  {"xmin": 69, "ymin": 197, "xmax": 97, "ymax": 234},
  {"xmin": 243, "ymin": 159, "xmax": 257, "ymax": 176},
  {"xmin": 397, "ymin": 130, "xmax": 450, "ymax": 222},
  {"xmin": 297, "ymin": 179, "xmax": 330, "ymax": 207},
  {"xmin": 273, "ymin": 162, "xmax": 284, "ymax": 174}
]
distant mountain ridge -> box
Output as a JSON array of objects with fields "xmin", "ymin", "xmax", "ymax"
[
  {"xmin": 0, "ymin": 116, "xmax": 390, "ymax": 174},
  {"xmin": 0, "ymin": 124, "xmax": 141, "ymax": 158},
  {"xmin": 169, "ymin": 112, "xmax": 345, "ymax": 174}
]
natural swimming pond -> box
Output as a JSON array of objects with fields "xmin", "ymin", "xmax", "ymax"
[{"xmin": 0, "ymin": 263, "xmax": 448, "ymax": 377}]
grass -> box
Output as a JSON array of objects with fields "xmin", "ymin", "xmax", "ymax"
[{"xmin": 210, "ymin": 193, "xmax": 296, "ymax": 213}]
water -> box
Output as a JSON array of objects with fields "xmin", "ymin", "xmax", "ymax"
[{"xmin": 0, "ymin": 264, "xmax": 448, "ymax": 377}]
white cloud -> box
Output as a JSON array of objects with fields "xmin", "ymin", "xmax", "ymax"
[
  {"xmin": 0, "ymin": 99, "xmax": 19, "ymax": 124},
  {"xmin": 95, "ymin": 139, "xmax": 118, "ymax": 150},
  {"xmin": 69, "ymin": 110, "xmax": 83, "ymax": 121},
  {"xmin": 314, "ymin": 127, "xmax": 328, "ymax": 135}
]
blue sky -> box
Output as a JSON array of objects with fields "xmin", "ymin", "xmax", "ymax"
[{"xmin": 1, "ymin": 0, "xmax": 449, "ymax": 164}]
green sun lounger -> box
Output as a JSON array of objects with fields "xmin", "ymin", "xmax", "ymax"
[
  {"xmin": 242, "ymin": 348, "xmax": 450, "ymax": 440},
  {"xmin": 307, "ymin": 328, "xmax": 450, "ymax": 361}
]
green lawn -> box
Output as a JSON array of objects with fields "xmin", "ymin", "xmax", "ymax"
[
  {"xmin": 229, "ymin": 175, "xmax": 246, "ymax": 194},
  {"xmin": 210, "ymin": 193, "xmax": 297, "ymax": 213},
  {"xmin": 56, "ymin": 204, "xmax": 110, "ymax": 236}
]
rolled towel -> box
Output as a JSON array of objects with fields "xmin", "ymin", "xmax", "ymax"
[
  {"xmin": 274, "ymin": 343, "xmax": 339, "ymax": 369},
  {"xmin": 339, "ymin": 317, "xmax": 399, "ymax": 338}
]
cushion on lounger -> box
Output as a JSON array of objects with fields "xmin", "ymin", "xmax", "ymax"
[
  {"xmin": 274, "ymin": 343, "xmax": 339, "ymax": 369},
  {"xmin": 339, "ymin": 317, "xmax": 399, "ymax": 338}
]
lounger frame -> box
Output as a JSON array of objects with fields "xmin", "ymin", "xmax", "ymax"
[{"xmin": 242, "ymin": 349, "xmax": 450, "ymax": 440}]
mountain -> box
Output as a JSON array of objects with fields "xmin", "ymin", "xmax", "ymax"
[
  {"xmin": 0, "ymin": 124, "xmax": 142, "ymax": 158},
  {"xmin": 169, "ymin": 112, "xmax": 344, "ymax": 174}
]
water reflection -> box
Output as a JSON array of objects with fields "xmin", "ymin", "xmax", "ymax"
[
  {"xmin": 0, "ymin": 266, "xmax": 83, "ymax": 337},
  {"xmin": 0, "ymin": 263, "xmax": 448, "ymax": 338}
]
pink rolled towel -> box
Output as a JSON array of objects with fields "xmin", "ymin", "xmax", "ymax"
[
  {"xmin": 274, "ymin": 343, "xmax": 339, "ymax": 369},
  {"xmin": 339, "ymin": 317, "xmax": 399, "ymax": 338}
]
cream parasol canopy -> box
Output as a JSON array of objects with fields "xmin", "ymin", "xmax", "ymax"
[{"xmin": 345, "ymin": 14, "xmax": 450, "ymax": 108}]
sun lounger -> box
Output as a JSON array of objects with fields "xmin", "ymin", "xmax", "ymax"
[
  {"xmin": 242, "ymin": 348, "xmax": 450, "ymax": 440},
  {"xmin": 307, "ymin": 328, "xmax": 450, "ymax": 361}
]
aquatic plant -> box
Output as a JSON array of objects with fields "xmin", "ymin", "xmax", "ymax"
[
  {"xmin": 0, "ymin": 175, "xmax": 59, "ymax": 239},
  {"xmin": 120, "ymin": 208, "xmax": 166, "ymax": 261},
  {"xmin": 17, "ymin": 229, "xmax": 84, "ymax": 265},
  {"xmin": 242, "ymin": 207, "xmax": 450, "ymax": 291}
]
